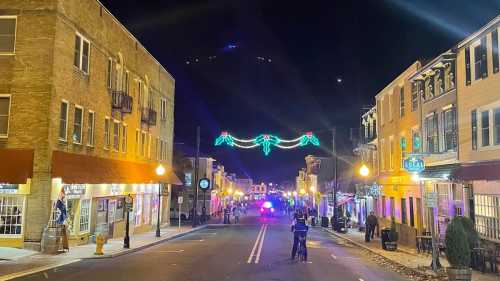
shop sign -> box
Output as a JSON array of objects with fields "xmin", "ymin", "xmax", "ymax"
[
  {"xmin": 63, "ymin": 184, "xmax": 86, "ymax": 198},
  {"xmin": 178, "ymin": 196, "xmax": 183, "ymax": 204},
  {"xmin": 199, "ymin": 178, "xmax": 210, "ymax": 191},
  {"xmin": 425, "ymin": 192, "xmax": 438, "ymax": 208},
  {"xmin": 403, "ymin": 156, "xmax": 425, "ymax": 173},
  {"xmin": 125, "ymin": 195, "xmax": 133, "ymax": 212},
  {"xmin": 0, "ymin": 183, "xmax": 18, "ymax": 194}
]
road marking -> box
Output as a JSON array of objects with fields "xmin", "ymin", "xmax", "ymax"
[
  {"xmin": 0, "ymin": 259, "xmax": 81, "ymax": 281},
  {"xmin": 151, "ymin": 249, "xmax": 185, "ymax": 253},
  {"xmin": 247, "ymin": 224, "xmax": 265, "ymax": 263},
  {"xmin": 331, "ymin": 253, "xmax": 337, "ymax": 260},
  {"xmin": 359, "ymin": 279, "xmax": 364, "ymax": 281},
  {"xmin": 254, "ymin": 224, "xmax": 268, "ymax": 263}
]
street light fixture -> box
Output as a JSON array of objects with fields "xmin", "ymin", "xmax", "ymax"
[
  {"xmin": 155, "ymin": 164, "xmax": 165, "ymax": 238},
  {"xmin": 359, "ymin": 164, "xmax": 370, "ymax": 177}
]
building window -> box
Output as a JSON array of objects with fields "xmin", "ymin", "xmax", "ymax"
[
  {"xmin": 124, "ymin": 71, "xmax": 129, "ymax": 94},
  {"xmin": 0, "ymin": 95, "xmax": 11, "ymax": 137},
  {"xmin": 481, "ymin": 110, "xmax": 490, "ymax": 147},
  {"xmin": 474, "ymin": 194, "xmax": 500, "ymax": 241},
  {"xmin": 59, "ymin": 101, "xmax": 69, "ymax": 141},
  {"xmin": 160, "ymin": 98, "xmax": 167, "ymax": 120},
  {"xmin": 148, "ymin": 134, "xmax": 152, "ymax": 159},
  {"xmin": 494, "ymin": 108, "xmax": 500, "ymax": 145},
  {"xmin": 141, "ymin": 132, "xmax": 146, "ymax": 157},
  {"xmin": 156, "ymin": 137, "xmax": 160, "ymax": 160},
  {"xmin": 443, "ymin": 107, "xmax": 457, "ymax": 151},
  {"xmin": 389, "ymin": 137, "xmax": 394, "ymax": 170},
  {"xmin": 399, "ymin": 87, "xmax": 405, "ymax": 117},
  {"xmin": 474, "ymin": 44, "xmax": 482, "ymax": 80},
  {"xmin": 0, "ymin": 17, "xmax": 16, "ymax": 54},
  {"xmin": 73, "ymin": 106, "xmax": 83, "ymax": 144},
  {"xmin": 73, "ymin": 34, "xmax": 90, "ymax": 74},
  {"xmin": 135, "ymin": 129, "xmax": 140, "ymax": 156},
  {"xmin": 380, "ymin": 139, "xmax": 385, "ymax": 171},
  {"xmin": 472, "ymin": 110, "xmax": 478, "ymax": 150},
  {"xmin": 388, "ymin": 94, "xmax": 393, "ymax": 121},
  {"xmin": 122, "ymin": 124, "xmax": 127, "ymax": 153},
  {"xmin": 104, "ymin": 118, "xmax": 110, "ymax": 148},
  {"xmin": 426, "ymin": 114, "xmax": 438, "ymax": 153},
  {"xmin": 79, "ymin": 199, "xmax": 90, "ymax": 232},
  {"xmin": 0, "ymin": 196, "xmax": 24, "ymax": 235},
  {"xmin": 401, "ymin": 198, "xmax": 407, "ymax": 225},
  {"xmin": 113, "ymin": 121, "xmax": 120, "ymax": 151},
  {"xmin": 107, "ymin": 58, "xmax": 113, "ymax": 89},
  {"xmin": 412, "ymin": 130, "xmax": 421, "ymax": 153},
  {"xmin": 87, "ymin": 111, "xmax": 94, "ymax": 147},
  {"xmin": 411, "ymin": 82, "xmax": 418, "ymax": 111}
]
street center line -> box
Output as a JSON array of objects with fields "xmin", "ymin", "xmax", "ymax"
[
  {"xmin": 247, "ymin": 224, "xmax": 265, "ymax": 263},
  {"xmin": 254, "ymin": 224, "xmax": 268, "ymax": 264}
]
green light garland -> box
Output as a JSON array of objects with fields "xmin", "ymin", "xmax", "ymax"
[{"xmin": 214, "ymin": 131, "xmax": 320, "ymax": 156}]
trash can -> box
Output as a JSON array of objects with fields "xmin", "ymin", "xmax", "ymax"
[
  {"xmin": 380, "ymin": 228, "xmax": 391, "ymax": 250},
  {"xmin": 321, "ymin": 216, "xmax": 329, "ymax": 227}
]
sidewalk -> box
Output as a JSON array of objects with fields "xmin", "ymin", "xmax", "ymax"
[
  {"xmin": 0, "ymin": 224, "xmax": 206, "ymax": 280},
  {"xmin": 323, "ymin": 227, "xmax": 499, "ymax": 281}
]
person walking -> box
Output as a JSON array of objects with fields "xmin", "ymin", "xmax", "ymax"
[
  {"xmin": 233, "ymin": 205, "xmax": 241, "ymax": 224},
  {"xmin": 365, "ymin": 211, "xmax": 378, "ymax": 242}
]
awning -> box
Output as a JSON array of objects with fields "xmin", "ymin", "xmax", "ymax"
[
  {"xmin": 52, "ymin": 151, "xmax": 182, "ymax": 185},
  {"xmin": 452, "ymin": 161, "xmax": 500, "ymax": 181},
  {"xmin": 420, "ymin": 164, "xmax": 459, "ymax": 180},
  {"xmin": 0, "ymin": 149, "xmax": 34, "ymax": 184}
]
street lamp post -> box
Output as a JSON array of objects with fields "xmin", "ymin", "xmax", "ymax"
[{"xmin": 155, "ymin": 164, "xmax": 166, "ymax": 238}]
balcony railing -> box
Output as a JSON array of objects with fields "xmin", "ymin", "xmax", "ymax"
[
  {"xmin": 112, "ymin": 91, "xmax": 133, "ymax": 113},
  {"xmin": 141, "ymin": 107, "xmax": 157, "ymax": 126}
]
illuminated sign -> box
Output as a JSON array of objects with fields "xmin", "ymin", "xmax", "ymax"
[
  {"xmin": 403, "ymin": 156, "xmax": 425, "ymax": 173},
  {"xmin": 63, "ymin": 184, "xmax": 86, "ymax": 198},
  {"xmin": 185, "ymin": 173, "xmax": 192, "ymax": 186},
  {"xmin": 199, "ymin": 178, "xmax": 210, "ymax": 191},
  {"xmin": 0, "ymin": 184, "xmax": 18, "ymax": 194}
]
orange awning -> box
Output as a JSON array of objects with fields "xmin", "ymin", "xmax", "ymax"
[
  {"xmin": 0, "ymin": 149, "xmax": 34, "ymax": 184},
  {"xmin": 52, "ymin": 151, "xmax": 182, "ymax": 185}
]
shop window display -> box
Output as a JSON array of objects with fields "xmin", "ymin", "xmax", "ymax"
[{"xmin": 0, "ymin": 196, "xmax": 24, "ymax": 235}]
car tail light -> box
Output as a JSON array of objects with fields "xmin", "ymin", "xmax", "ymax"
[{"xmin": 260, "ymin": 208, "xmax": 264, "ymax": 212}]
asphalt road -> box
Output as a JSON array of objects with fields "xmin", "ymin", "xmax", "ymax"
[{"xmin": 12, "ymin": 211, "xmax": 408, "ymax": 281}]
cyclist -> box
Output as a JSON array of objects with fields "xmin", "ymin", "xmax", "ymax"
[{"xmin": 291, "ymin": 213, "xmax": 308, "ymax": 261}]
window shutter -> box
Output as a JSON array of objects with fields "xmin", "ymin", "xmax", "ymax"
[
  {"xmin": 465, "ymin": 46, "xmax": 471, "ymax": 85},
  {"xmin": 452, "ymin": 107, "xmax": 457, "ymax": 149},
  {"xmin": 492, "ymin": 29, "xmax": 499, "ymax": 73},
  {"xmin": 481, "ymin": 36, "xmax": 488, "ymax": 78}
]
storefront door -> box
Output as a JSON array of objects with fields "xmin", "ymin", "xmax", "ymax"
[
  {"xmin": 96, "ymin": 199, "xmax": 109, "ymax": 237},
  {"xmin": 108, "ymin": 199, "xmax": 116, "ymax": 238}
]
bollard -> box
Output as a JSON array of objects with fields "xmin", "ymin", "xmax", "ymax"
[{"xmin": 95, "ymin": 233, "xmax": 105, "ymax": 255}]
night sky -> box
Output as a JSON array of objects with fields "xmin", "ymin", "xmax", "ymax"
[{"xmin": 101, "ymin": 0, "xmax": 500, "ymax": 183}]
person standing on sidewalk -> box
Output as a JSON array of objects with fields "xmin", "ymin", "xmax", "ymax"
[{"xmin": 365, "ymin": 211, "xmax": 378, "ymax": 242}]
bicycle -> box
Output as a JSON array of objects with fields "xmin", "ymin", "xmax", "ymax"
[{"xmin": 297, "ymin": 235, "xmax": 307, "ymax": 261}]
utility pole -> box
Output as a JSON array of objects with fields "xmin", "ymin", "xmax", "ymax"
[
  {"xmin": 192, "ymin": 126, "xmax": 200, "ymax": 227},
  {"xmin": 332, "ymin": 128, "xmax": 338, "ymax": 232}
]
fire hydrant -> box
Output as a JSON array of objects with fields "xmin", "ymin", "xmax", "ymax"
[{"xmin": 94, "ymin": 233, "xmax": 105, "ymax": 255}]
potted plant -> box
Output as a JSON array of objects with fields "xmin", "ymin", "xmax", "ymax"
[
  {"xmin": 445, "ymin": 217, "xmax": 472, "ymax": 281},
  {"xmin": 384, "ymin": 216, "xmax": 398, "ymax": 251}
]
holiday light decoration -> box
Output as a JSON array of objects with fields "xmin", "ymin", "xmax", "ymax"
[{"xmin": 214, "ymin": 131, "xmax": 320, "ymax": 156}]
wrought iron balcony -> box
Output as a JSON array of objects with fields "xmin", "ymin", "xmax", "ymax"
[
  {"xmin": 112, "ymin": 90, "xmax": 133, "ymax": 113},
  {"xmin": 141, "ymin": 107, "xmax": 157, "ymax": 126}
]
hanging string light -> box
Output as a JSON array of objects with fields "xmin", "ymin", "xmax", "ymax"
[{"xmin": 214, "ymin": 131, "xmax": 320, "ymax": 156}]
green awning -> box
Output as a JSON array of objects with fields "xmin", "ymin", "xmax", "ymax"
[{"xmin": 419, "ymin": 164, "xmax": 459, "ymax": 180}]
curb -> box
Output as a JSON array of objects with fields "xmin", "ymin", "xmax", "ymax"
[
  {"xmin": 322, "ymin": 227, "xmax": 436, "ymax": 278},
  {"xmin": 84, "ymin": 225, "xmax": 208, "ymax": 259}
]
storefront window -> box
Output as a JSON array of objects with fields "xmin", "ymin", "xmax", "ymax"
[
  {"xmin": 151, "ymin": 194, "xmax": 159, "ymax": 226},
  {"xmin": 79, "ymin": 199, "xmax": 90, "ymax": 232},
  {"xmin": 0, "ymin": 196, "xmax": 24, "ymax": 235},
  {"xmin": 135, "ymin": 194, "xmax": 143, "ymax": 226},
  {"xmin": 143, "ymin": 194, "xmax": 151, "ymax": 225},
  {"xmin": 115, "ymin": 198, "xmax": 124, "ymax": 221},
  {"xmin": 474, "ymin": 195, "xmax": 500, "ymax": 241},
  {"xmin": 66, "ymin": 199, "xmax": 78, "ymax": 234}
]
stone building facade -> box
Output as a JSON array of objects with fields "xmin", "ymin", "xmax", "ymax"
[{"xmin": 0, "ymin": 0, "xmax": 179, "ymax": 249}]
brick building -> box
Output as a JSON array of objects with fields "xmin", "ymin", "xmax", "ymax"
[{"xmin": 0, "ymin": 0, "xmax": 180, "ymax": 249}]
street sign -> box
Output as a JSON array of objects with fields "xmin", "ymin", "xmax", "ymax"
[
  {"xmin": 425, "ymin": 192, "xmax": 438, "ymax": 208},
  {"xmin": 178, "ymin": 196, "xmax": 183, "ymax": 204},
  {"xmin": 125, "ymin": 195, "xmax": 133, "ymax": 212},
  {"xmin": 403, "ymin": 156, "xmax": 425, "ymax": 173},
  {"xmin": 198, "ymin": 178, "xmax": 210, "ymax": 191}
]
